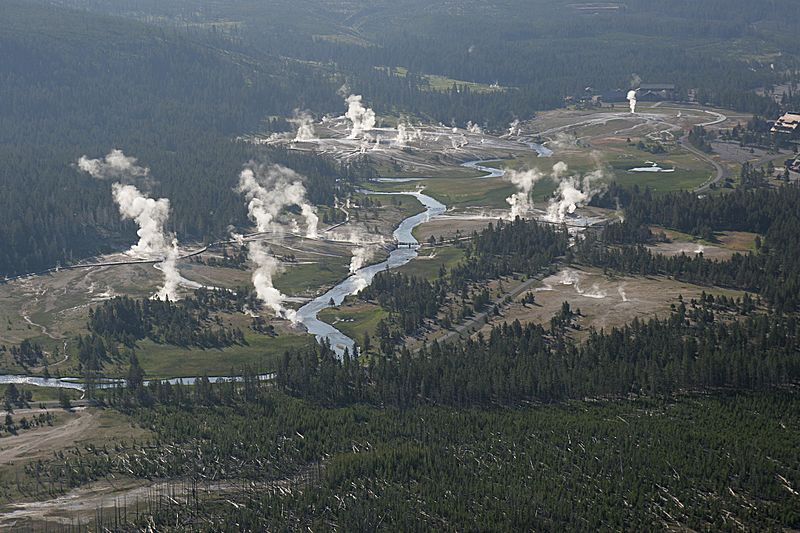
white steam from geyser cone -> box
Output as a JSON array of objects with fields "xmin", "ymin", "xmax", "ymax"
[
  {"xmin": 505, "ymin": 162, "xmax": 568, "ymax": 219},
  {"xmin": 112, "ymin": 184, "xmax": 181, "ymax": 301},
  {"xmin": 506, "ymin": 168, "xmax": 545, "ymax": 220},
  {"xmin": 290, "ymin": 110, "xmax": 316, "ymax": 142},
  {"xmin": 545, "ymin": 165, "xmax": 605, "ymax": 223},
  {"xmin": 347, "ymin": 231, "xmax": 385, "ymax": 274},
  {"xmin": 247, "ymin": 240, "xmax": 296, "ymax": 322},
  {"xmin": 236, "ymin": 164, "xmax": 318, "ymax": 238},
  {"xmin": 236, "ymin": 163, "xmax": 320, "ymax": 321},
  {"xmin": 467, "ymin": 121, "xmax": 483, "ymax": 134},
  {"xmin": 627, "ymin": 90, "xmax": 638, "ymax": 114},
  {"xmin": 345, "ymin": 94, "xmax": 376, "ymax": 139},
  {"xmin": 78, "ymin": 150, "xmax": 180, "ymax": 300}
]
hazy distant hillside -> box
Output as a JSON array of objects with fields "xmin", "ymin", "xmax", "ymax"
[
  {"xmin": 50, "ymin": 0, "xmax": 800, "ymax": 95},
  {"xmin": 0, "ymin": 1, "xmax": 345, "ymax": 276},
  {"xmin": 2, "ymin": 0, "xmax": 798, "ymax": 276}
]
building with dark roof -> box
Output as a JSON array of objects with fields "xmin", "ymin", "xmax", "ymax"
[{"xmin": 637, "ymin": 83, "xmax": 676, "ymax": 101}]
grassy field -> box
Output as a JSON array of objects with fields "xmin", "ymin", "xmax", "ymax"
[
  {"xmin": 397, "ymin": 246, "xmax": 465, "ymax": 280},
  {"xmin": 378, "ymin": 66, "xmax": 506, "ymax": 93},
  {"xmin": 115, "ymin": 332, "xmax": 313, "ymax": 379},
  {"xmin": 275, "ymin": 258, "xmax": 351, "ymax": 296},
  {"xmin": 318, "ymin": 302, "xmax": 387, "ymax": 346},
  {"xmin": 0, "ymin": 384, "xmax": 81, "ymax": 403},
  {"xmin": 366, "ymin": 176, "xmax": 520, "ymax": 209}
]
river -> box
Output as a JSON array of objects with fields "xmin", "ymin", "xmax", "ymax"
[{"xmin": 295, "ymin": 191, "xmax": 447, "ymax": 355}]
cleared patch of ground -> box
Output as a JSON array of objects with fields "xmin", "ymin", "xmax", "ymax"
[
  {"xmin": 397, "ymin": 246, "xmax": 466, "ymax": 280},
  {"xmin": 647, "ymin": 227, "xmax": 759, "ymax": 260},
  {"xmin": 717, "ymin": 231, "xmax": 758, "ymax": 252},
  {"xmin": 476, "ymin": 266, "xmax": 748, "ymax": 341},
  {"xmin": 0, "ymin": 407, "xmax": 150, "ymax": 508},
  {"xmin": 319, "ymin": 302, "xmax": 388, "ymax": 349},
  {"xmin": 412, "ymin": 217, "xmax": 496, "ymax": 242}
]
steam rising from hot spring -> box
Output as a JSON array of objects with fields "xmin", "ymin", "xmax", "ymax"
[
  {"xmin": 246, "ymin": 240, "xmax": 296, "ymax": 322},
  {"xmin": 627, "ymin": 90, "xmax": 638, "ymax": 114},
  {"xmin": 506, "ymin": 168, "xmax": 545, "ymax": 220},
  {"xmin": 545, "ymin": 165, "xmax": 605, "ymax": 223},
  {"xmin": 235, "ymin": 162, "xmax": 322, "ymax": 321},
  {"xmin": 290, "ymin": 110, "xmax": 316, "ymax": 142},
  {"xmin": 345, "ymin": 94, "xmax": 376, "ymax": 139},
  {"xmin": 236, "ymin": 164, "xmax": 318, "ymax": 238},
  {"xmin": 78, "ymin": 150, "xmax": 181, "ymax": 300}
]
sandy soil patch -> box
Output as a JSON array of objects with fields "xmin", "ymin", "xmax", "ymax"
[{"xmin": 477, "ymin": 266, "xmax": 746, "ymax": 341}]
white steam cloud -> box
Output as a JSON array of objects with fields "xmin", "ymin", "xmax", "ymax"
[
  {"xmin": 347, "ymin": 230, "xmax": 384, "ymax": 273},
  {"xmin": 156, "ymin": 240, "xmax": 181, "ymax": 301},
  {"xmin": 506, "ymin": 168, "xmax": 546, "ymax": 220},
  {"xmin": 111, "ymin": 183, "xmax": 171, "ymax": 256},
  {"xmin": 290, "ymin": 110, "xmax": 316, "ymax": 142},
  {"xmin": 559, "ymin": 269, "xmax": 607, "ymax": 299},
  {"xmin": 77, "ymin": 149, "xmax": 150, "ymax": 181},
  {"xmin": 618, "ymin": 284, "xmax": 629, "ymax": 302},
  {"xmin": 627, "ymin": 90, "xmax": 638, "ymax": 114},
  {"xmin": 345, "ymin": 94, "xmax": 376, "ymax": 139},
  {"xmin": 236, "ymin": 163, "xmax": 321, "ymax": 320},
  {"xmin": 505, "ymin": 161, "xmax": 569, "ymax": 220},
  {"xmin": 236, "ymin": 164, "xmax": 318, "ymax": 238},
  {"xmin": 79, "ymin": 150, "xmax": 179, "ymax": 300},
  {"xmin": 546, "ymin": 165, "xmax": 605, "ymax": 223},
  {"xmin": 247, "ymin": 240, "xmax": 296, "ymax": 322},
  {"xmin": 467, "ymin": 121, "xmax": 483, "ymax": 134}
]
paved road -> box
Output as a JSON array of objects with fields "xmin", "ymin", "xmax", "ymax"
[{"xmin": 681, "ymin": 134, "xmax": 727, "ymax": 192}]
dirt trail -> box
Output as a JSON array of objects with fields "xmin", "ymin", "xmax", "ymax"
[
  {"xmin": 0, "ymin": 479, "xmax": 177, "ymax": 528},
  {"xmin": 0, "ymin": 464, "xmax": 323, "ymax": 528},
  {"xmin": 0, "ymin": 408, "xmax": 92, "ymax": 465}
]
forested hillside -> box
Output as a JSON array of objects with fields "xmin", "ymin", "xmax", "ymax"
[
  {"xmin": 3, "ymin": 0, "xmax": 799, "ymax": 275},
  {"xmin": 0, "ymin": 1, "xmax": 348, "ymax": 276}
]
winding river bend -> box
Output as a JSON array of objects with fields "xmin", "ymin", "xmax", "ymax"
[
  {"xmin": 296, "ymin": 191, "xmax": 446, "ymax": 355},
  {"xmin": 0, "ymin": 191, "xmax": 447, "ymax": 389}
]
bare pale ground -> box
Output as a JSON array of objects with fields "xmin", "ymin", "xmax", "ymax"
[
  {"xmin": 0, "ymin": 262, "xmax": 159, "ymax": 348},
  {"xmin": 474, "ymin": 266, "xmax": 747, "ymax": 341},
  {"xmin": 0, "ymin": 460, "xmax": 321, "ymax": 529},
  {"xmin": 0, "ymin": 408, "xmax": 148, "ymax": 467},
  {"xmin": 646, "ymin": 241, "xmax": 736, "ymax": 260},
  {"xmin": 0, "ymin": 408, "xmax": 93, "ymax": 465}
]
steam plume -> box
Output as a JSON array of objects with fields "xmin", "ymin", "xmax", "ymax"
[
  {"xmin": 77, "ymin": 149, "xmax": 150, "ymax": 181},
  {"xmin": 546, "ymin": 166, "xmax": 605, "ymax": 223},
  {"xmin": 347, "ymin": 231, "xmax": 384, "ymax": 273},
  {"xmin": 111, "ymin": 183, "xmax": 171, "ymax": 256},
  {"xmin": 467, "ymin": 121, "xmax": 483, "ymax": 134},
  {"xmin": 627, "ymin": 90, "xmax": 638, "ymax": 114},
  {"xmin": 345, "ymin": 94, "xmax": 376, "ymax": 139},
  {"xmin": 236, "ymin": 164, "xmax": 318, "ymax": 238},
  {"xmin": 505, "ymin": 162, "xmax": 568, "ymax": 220},
  {"xmin": 618, "ymin": 284, "xmax": 629, "ymax": 302},
  {"xmin": 79, "ymin": 150, "xmax": 180, "ymax": 300},
  {"xmin": 559, "ymin": 269, "xmax": 607, "ymax": 299},
  {"xmin": 248, "ymin": 240, "xmax": 296, "ymax": 322},
  {"xmin": 156, "ymin": 240, "xmax": 181, "ymax": 301},
  {"xmin": 508, "ymin": 119, "xmax": 521, "ymax": 136},
  {"xmin": 290, "ymin": 110, "xmax": 316, "ymax": 142},
  {"xmin": 506, "ymin": 169, "xmax": 545, "ymax": 219}
]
